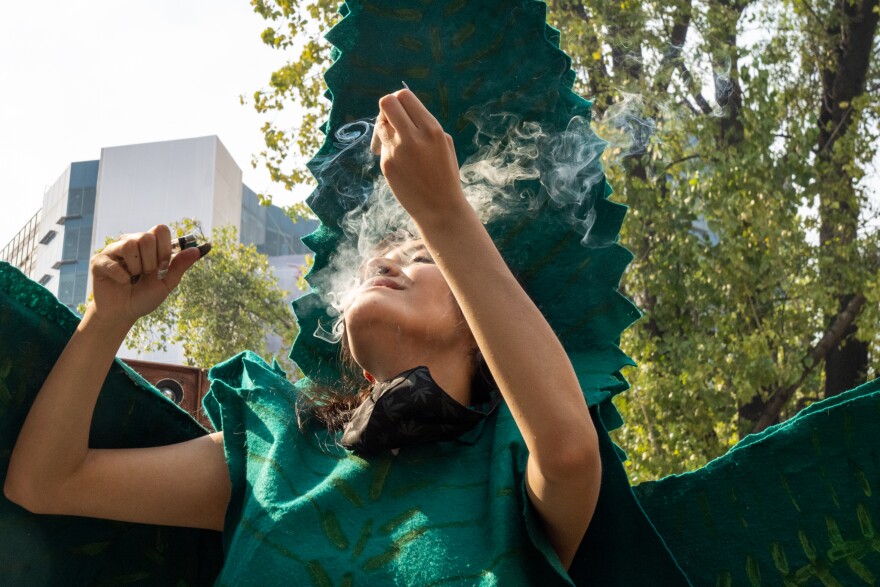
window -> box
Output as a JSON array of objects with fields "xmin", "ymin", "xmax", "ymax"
[
  {"xmin": 38, "ymin": 274, "xmax": 52, "ymax": 286},
  {"xmin": 56, "ymin": 214, "xmax": 82, "ymax": 225},
  {"xmin": 39, "ymin": 230, "xmax": 57, "ymax": 245},
  {"xmin": 77, "ymin": 223, "xmax": 92, "ymax": 260},
  {"xmin": 67, "ymin": 188, "xmax": 84, "ymax": 217},
  {"xmin": 58, "ymin": 268, "xmax": 75, "ymax": 305},
  {"xmin": 82, "ymin": 188, "xmax": 96, "ymax": 216},
  {"xmin": 63, "ymin": 223, "xmax": 80, "ymax": 260},
  {"xmin": 74, "ymin": 272, "xmax": 88, "ymax": 306}
]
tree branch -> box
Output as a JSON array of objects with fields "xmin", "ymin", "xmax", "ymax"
[
  {"xmin": 637, "ymin": 397, "xmax": 663, "ymax": 455},
  {"xmin": 679, "ymin": 97, "xmax": 699, "ymax": 115},
  {"xmin": 815, "ymin": 106, "xmax": 853, "ymax": 156},
  {"xmin": 552, "ymin": 1, "xmax": 612, "ymax": 108},
  {"xmin": 664, "ymin": 153, "xmax": 702, "ymax": 171},
  {"xmin": 676, "ymin": 62, "xmax": 714, "ymax": 115},
  {"xmin": 653, "ymin": 0, "xmax": 693, "ymax": 95},
  {"xmin": 796, "ymin": 0, "xmax": 824, "ymax": 26},
  {"xmin": 752, "ymin": 293, "xmax": 866, "ymax": 433}
]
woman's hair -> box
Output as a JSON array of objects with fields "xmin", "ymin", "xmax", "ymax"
[{"xmin": 294, "ymin": 335, "xmax": 374, "ymax": 433}]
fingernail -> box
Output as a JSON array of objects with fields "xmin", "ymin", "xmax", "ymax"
[
  {"xmin": 198, "ymin": 243, "xmax": 212, "ymax": 258},
  {"xmin": 157, "ymin": 261, "xmax": 169, "ymax": 280},
  {"xmin": 130, "ymin": 275, "xmax": 141, "ymax": 285}
]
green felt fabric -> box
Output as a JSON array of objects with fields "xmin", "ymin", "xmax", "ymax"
[
  {"xmin": 0, "ymin": 262, "xmax": 224, "ymax": 586},
  {"xmin": 202, "ymin": 351, "xmax": 688, "ymax": 586},
  {"xmin": 635, "ymin": 377, "xmax": 880, "ymax": 587}
]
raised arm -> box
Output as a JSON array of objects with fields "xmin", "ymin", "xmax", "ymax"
[
  {"xmin": 3, "ymin": 226, "xmax": 230, "ymax": 531},
  {"xmin": 374, "ymin": 90, "xmax": 601, "ymax": 568}
]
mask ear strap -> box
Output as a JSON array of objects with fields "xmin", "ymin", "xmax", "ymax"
[
  {"xmin": 473, "ymin": 348, "xmax": 495, "ymax": 386},
  {"xmin": 470, "ymin": 348, "xmax": 502, "ymax": 413}
]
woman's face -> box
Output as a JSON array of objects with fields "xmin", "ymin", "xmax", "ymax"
[{"xmin": 344, "ymin": 239, "xmax": 471, "ymax": 370}]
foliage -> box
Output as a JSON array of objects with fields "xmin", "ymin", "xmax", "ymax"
[
  {"xmin": 553, "ymin": 0, "xmax": 879, "ymax": 482},
  {"xmin": 296, "ymin": 253, "xmax": 314, "ymax": 292},
  {"xmin": 124, "ymin": 220, "xmax": 300, "ymax": 371},
  {"xmin": 244, "ymin": 0, "xmax": 339, "ymax": 220},
  {"xmin": 246, "ymin": 0, "xmax": 879, "ymax": 481}
]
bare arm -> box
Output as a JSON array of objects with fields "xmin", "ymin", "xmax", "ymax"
[
  {"xmin": 375, "ymin": 91, "xmax": 601, "ymax": 568},
  {"xmin": 4, "ymin": 226, "xmax": 230, "ymax": 531}
]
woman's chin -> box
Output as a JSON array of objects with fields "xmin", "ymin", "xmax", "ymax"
[
  {"xmin": 345, "ymin": 298, "xmax": 407, "ymax": 335},
  {"xmin": 345, "ymin": 296, "xmax": 400, "ymax": 328}
]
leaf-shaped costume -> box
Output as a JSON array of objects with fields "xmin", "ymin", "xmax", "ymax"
[{"xmin": 1, "ymin": 1, "xmax": 878, "ymax": 585}]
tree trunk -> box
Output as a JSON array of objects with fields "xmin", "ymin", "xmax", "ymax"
[{"xmin": 817, "ymin": 0, "xmax": 879, "ymax": 397}]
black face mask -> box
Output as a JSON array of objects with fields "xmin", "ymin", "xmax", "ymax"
[{"xmin": 340, "ymin": 366, "xmax": 500, "ymax": 455}]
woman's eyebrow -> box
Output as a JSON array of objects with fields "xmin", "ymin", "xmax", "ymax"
[{"xmin": 399, "ymin": 243, "xmax": 430, "ymax": 258}]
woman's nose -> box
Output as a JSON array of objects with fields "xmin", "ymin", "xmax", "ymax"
[{"xmin": 363, "ymin": 256, "xmax": 401, "ymax": 278}]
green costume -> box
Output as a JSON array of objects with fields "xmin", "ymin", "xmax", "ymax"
[
  {"xmin": 202, "ymin": 352, "xmax": 686, "ymax": 585},
  {"xmin": 1, "ymin": 1, "xmax": 878, "ymax": 585}
]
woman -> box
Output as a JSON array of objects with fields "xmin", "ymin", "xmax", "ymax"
[{"xmin": 4, "ymin": 90, "xmax": 601, "ymax": 581}]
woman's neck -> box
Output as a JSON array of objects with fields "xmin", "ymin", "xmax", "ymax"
[{"xmin": 369, "ymin": 346, "xmax": 473, "ymax": 406}]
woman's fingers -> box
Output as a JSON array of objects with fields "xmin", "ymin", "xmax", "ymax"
[
  {"xmin": 161, "ymin": 246, "xmax": 202, "ymax": 290},
  {"xmin": 98, "ymin": 226, "xmax": 178, "ymax": 283},
  {"xmin": 394, "ymin": 89, "xmax": 440, "ymax": 132},
  {"xmin": 91, "ymin": 254, "xmax": 132, "ymax": 285},
  {"xmin": 151, "ymin": 225, "xmax": 173, "ymax": 278},
  {"xmin": 375, "ymin": 90, "xmax": 443, "ymax": 152},
  {"xmin": 88, "ymin": 225, "xmax": 205, "ymax": 324},
  {"xmin": 110, "ymin": 237, "xmax": 142, "ymax": 280},
  {"xmin": 137, "ymin": 232, "xmax": 158, "ymax": 275},
  {"xmin": 373, "ymin": 111, "xmax": 395, "ymax": 154},
  {"xmin": 378, "ymin": 93, "xmax": 417, "ymax": 136}
]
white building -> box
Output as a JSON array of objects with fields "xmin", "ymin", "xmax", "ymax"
[{"xmin": 1, "ymin": 136, "xmax": 317, "ymax": 365}]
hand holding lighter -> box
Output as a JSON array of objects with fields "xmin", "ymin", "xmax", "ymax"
[{"xmin": 130, "ymin": 233, "xmax": 211, "ymax": 283}]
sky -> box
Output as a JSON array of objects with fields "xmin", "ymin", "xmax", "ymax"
[{"xmin": 0, "ymin": 0, "xmax": 308, "ymax": 248}]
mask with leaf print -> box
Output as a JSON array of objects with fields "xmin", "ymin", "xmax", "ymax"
[{"xmin": 340, "ymin": 366, "xmax": 500, "ymax": 454}]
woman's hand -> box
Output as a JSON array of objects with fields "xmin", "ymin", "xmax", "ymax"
[
  {"xmin": 88, "ymin": 224, "xmax": 202, "ymax": 328},
  {"xmin": 373, "ymin": 89, "xmax": 469, "ymax": 226}
]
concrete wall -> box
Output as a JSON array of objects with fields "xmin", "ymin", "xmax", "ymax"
[
  {"xmin": 32, "ymin": 165, "xmax": 71, "ymax": 297},
  {"xmin": 92, "ymin": 135, "xmax": 241, "ymax": 248},
  {"xmin": 212, "ymin": 137, "xmax": 243, "ymax": 232}
]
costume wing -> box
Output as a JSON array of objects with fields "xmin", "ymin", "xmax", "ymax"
[
  {"xmin": 635, "ymin": 378, "xmax": 880, "ymax": 586},
  {"xmin": 0, "ymin": 263, "xmax": 223, "ymax": 586}
]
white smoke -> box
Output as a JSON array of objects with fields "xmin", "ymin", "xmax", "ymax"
[{"xmin": 307, "ymin": 100, "xmax": 656, "ymax": 343}]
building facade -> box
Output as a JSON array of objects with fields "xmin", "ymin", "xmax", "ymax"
[
  {"xmin": 1, "ymin": 135, "xmax": 317, "ymax": 365},
  {"xmin": 0, "ymin": 210, "xmax": 40, "ymax": 281}
]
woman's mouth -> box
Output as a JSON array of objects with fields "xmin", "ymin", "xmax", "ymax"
[{"xmin": 363, "ymin": 277, "xmax": 404, "ymax": 290}]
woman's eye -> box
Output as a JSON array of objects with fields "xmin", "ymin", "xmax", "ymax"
[{"xmin": 411, "ymin": 255, "xmax": 434, "ymax": 264}]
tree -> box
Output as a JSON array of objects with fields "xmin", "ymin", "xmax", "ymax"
[
  {"xmin": 549, "ymin": 0, "xmax": 880, "ymax": 481},
  {"xmin": 245, "ymin": 0, "xmax": 880, "ymax": 481},
  {"xmin": 245, "ymin": 0, "xmax": 339, "ymax": 206},
  {"xmin": 124, "ymin": 220, "xmax": 300, "ymax": 371}
]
